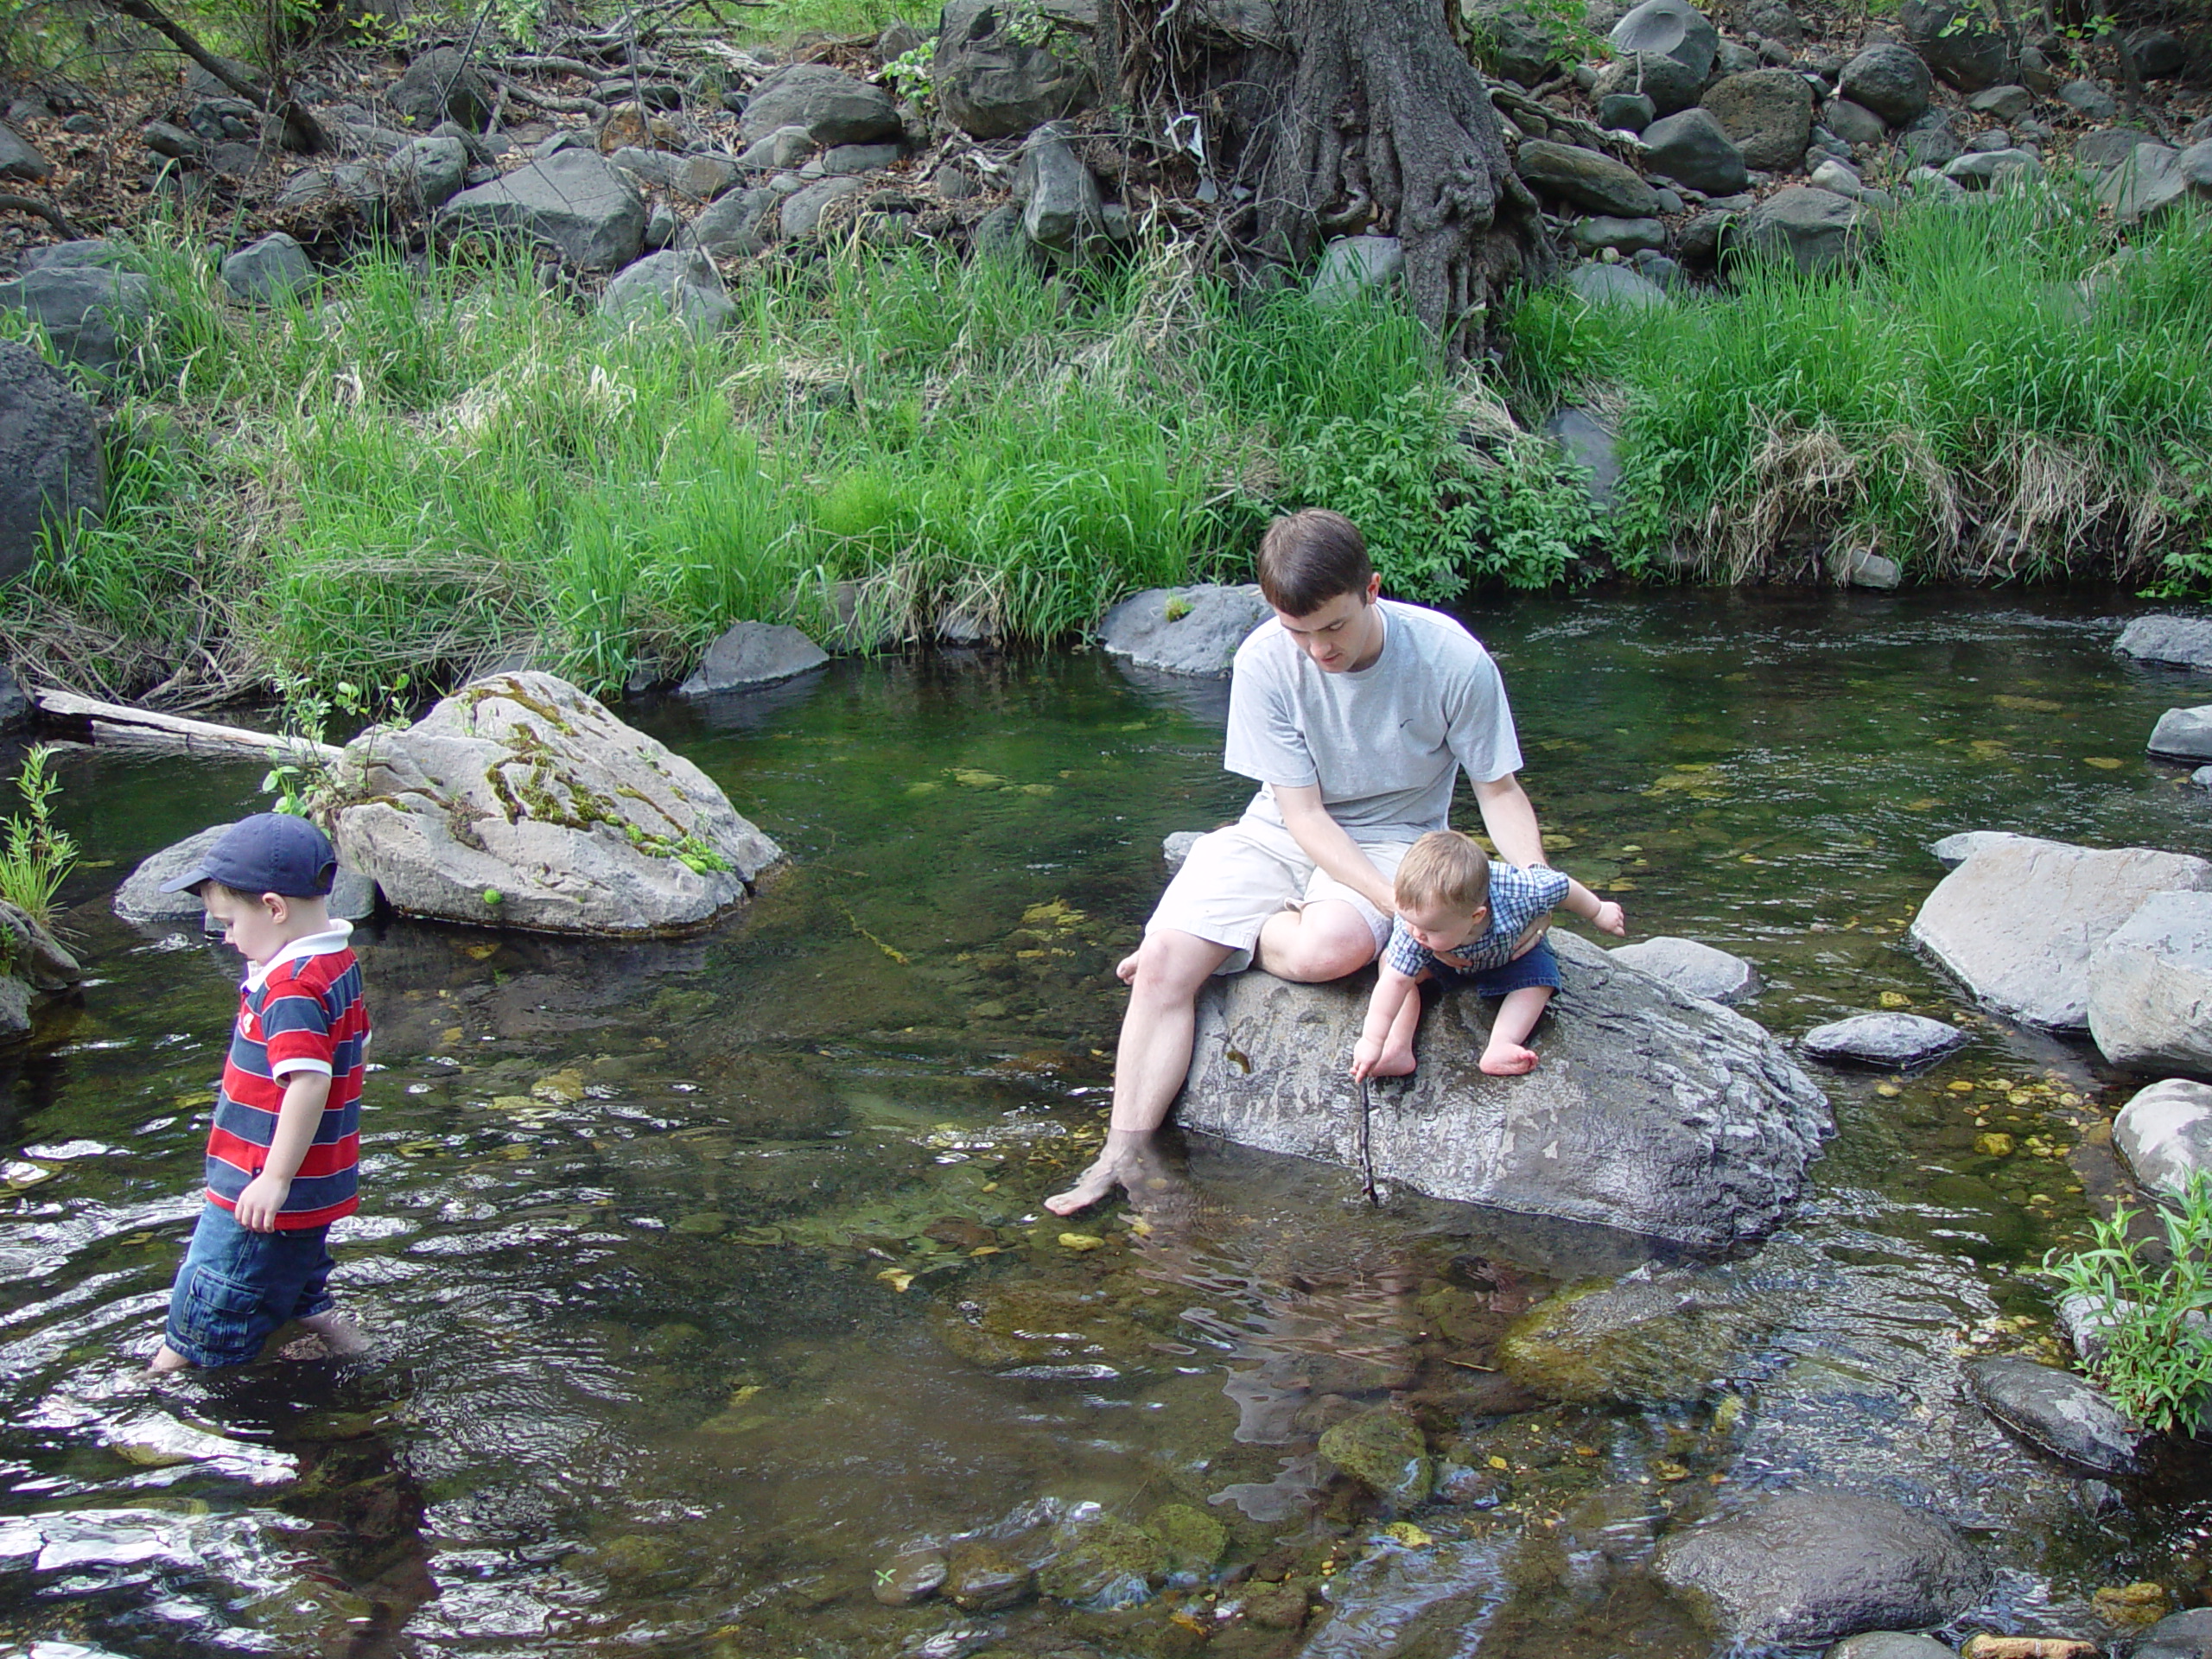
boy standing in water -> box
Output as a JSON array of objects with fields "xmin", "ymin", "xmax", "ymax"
[
  {"xmin": 1351, "ymin": 829, "xmax": 1624, "ymax": 1082},
  {"xmin": 150, "ymin": 814, "xmax": 372, "ymax": 1370}
]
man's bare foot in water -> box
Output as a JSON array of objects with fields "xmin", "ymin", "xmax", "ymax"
[
  {"xmin": 1045, "ymin": 1130, "xmax": 1185, "ymax": 1217},
  {"xmin": 1479, "ymin": 1042, "xmax": 1539, "ymax": 1076}
]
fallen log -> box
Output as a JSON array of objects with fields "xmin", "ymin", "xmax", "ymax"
[{"xmin": 32, "ymin": 689, "xmax": 341, "ymax": 762}]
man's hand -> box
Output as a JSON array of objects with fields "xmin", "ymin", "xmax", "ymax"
[
  {"xmin": 1592, "ymin": 899, "xmax": 1627, "ymax": 937},
  {"xmin": 1351, "ymin": 1034, "xmax": 1386, "ymax": 1081},
  {"xmin": 233, "ymin": 1173, "xmax": 292, "ymax": 1232}
]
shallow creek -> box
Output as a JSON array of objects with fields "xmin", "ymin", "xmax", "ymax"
[{"xmin": 1, "ymin": 589, "xmax": 2209, "ymax": 1659}]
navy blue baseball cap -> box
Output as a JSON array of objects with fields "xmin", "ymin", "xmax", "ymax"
[{"xmin": 159, "ymin": 813, "xmax": 339, "ymax": 898}]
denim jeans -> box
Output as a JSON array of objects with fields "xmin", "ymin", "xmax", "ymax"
[{"xmin": 163, "ymin": 1200, "xmax": 336, "ymax": 1368}]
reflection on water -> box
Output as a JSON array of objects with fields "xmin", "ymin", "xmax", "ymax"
[{"xmin": 2, "ymin": 590, "xmax": 2209, "ymax": 1657}]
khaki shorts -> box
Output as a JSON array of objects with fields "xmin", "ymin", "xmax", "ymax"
[{"xmin": 1145, "ymin": 815, "xmax": 1413, "ymax": 976}]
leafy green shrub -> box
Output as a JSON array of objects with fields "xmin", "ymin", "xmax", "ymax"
[
  {"xmin": 2046, "ymin": 1173, "xmax": 2212, "ymax": 1435},
  {"xmin": 0, "ymin": 746, "xmax": 78, "ymax": 929}
]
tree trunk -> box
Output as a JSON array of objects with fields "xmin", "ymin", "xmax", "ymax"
[{"xmin": 1112, "ymin": 0, "xmax": 1546, "ymax": 356}]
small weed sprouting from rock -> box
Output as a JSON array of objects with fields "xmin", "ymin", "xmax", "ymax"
[
  {"xmin": 0, "ymin": 747, "xmax": 79, "ymax": 930},
  {"xmin": 2046, "ymin": 1172, "xmax": 2212, "ymax": 1436}
]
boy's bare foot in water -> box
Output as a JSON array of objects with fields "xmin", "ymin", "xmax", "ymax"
[
  {"xmin": 1478, "ymin": 1041, "xmax": 1539, "ymax": 1076},
  {"xmin": 1045, "ymin": 1130, "xmax": 1185, "ymax": 1217}
]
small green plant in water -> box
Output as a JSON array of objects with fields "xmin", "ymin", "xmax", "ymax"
[
  {"xmin": 0, "ymin": 746, "xmax": 79, "ymax": 930},
  {"xmin": 2045, "ymin": 1172, "xmax": 2212, "ymax": 1435}
]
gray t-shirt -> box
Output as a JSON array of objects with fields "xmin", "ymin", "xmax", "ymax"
[{"xmin": 1223, "ymin": 599, "xmax": 1522, "ymax": 842}]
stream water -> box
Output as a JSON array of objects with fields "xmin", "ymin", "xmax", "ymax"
[{"xmin": 1, "ymin": 588, "xmax": 2208, "ymax": 1659}]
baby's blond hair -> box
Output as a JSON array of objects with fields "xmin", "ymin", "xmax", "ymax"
[{"xmin": 1395, "ymin": 830, "xmax": 1491, "ymax": 914}]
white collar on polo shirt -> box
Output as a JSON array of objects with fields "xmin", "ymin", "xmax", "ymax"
[{"xmin": 243, "ymin": 920, "xmax": 354, "ymax": 993}]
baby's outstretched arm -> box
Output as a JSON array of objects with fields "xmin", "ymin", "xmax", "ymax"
[
  {"xmin": 1562, "ymin": 877, "xmax": 1626, "ymax": 938},
  {"xmin": 1351, "ymin": 963, "xmax": 1424, "ymax": 1081}
]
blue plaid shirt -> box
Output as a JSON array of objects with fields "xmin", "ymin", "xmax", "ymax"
[{"xmin": 1383, "ymin": 862, "xmax": 1571, "ymax": 978}]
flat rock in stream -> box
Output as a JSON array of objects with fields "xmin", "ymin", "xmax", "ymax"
[
  {"xmin": 1826, "ymin": 1634, "xmax": 1967, "ymax": 1659},
  {"xmin": 2118, "ymin": 614, "xmax": 2212, "ymax": 672},
  {"xmin": 1801, "ymin": 1012, "xmax": 1967, "ymax": 1069},
  {"xmin": 1652, "ymin": 1489, "xmax": 1988, "ymax": 1647},
  {"xmin": 329, "ymin": 671, "xmax": 782, "ymax": 936},
  {"xmin": 2135, "ymin": 1608, "xmax": 2212, "ymax": 1659},
  {"xmin": 1909, "ymin": 834, "xmax": 2212, "ymax": 1028},
  {"xmin": 1097, "ymin": 584, "xmax": 1270, "ymax": 677},
  {"xmin": 2150, "ymin": 705, "xmax": 2212, "ymax": 763},
  {"xmin": 1607, "ymin": 935, "xmax": 1758, "ymax": 1002},
  {"xmin": 115, "ymin": 823, "xmax": 379, "ymax": 925},
  {"xmin": 2112, "ymin": 1076, "xmax": 2212, "ymax": 1199},
  {"xmin": 1174, "ymin": 930, "xmax": 1833, "ymax": 1249},
  {"xmin": 1964, "ymin": 1355, "xmax": 2144, "ymax": 1475},
  {"xmin": 2088, "ymin": 889, "xmax": 2212, "ymax": 1075},
  {"xmin": 675, "ymin": 620, "xmax": 828, "ymax": 696}
]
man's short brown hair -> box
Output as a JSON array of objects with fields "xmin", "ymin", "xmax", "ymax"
[
  {"xmin": 1257, "ymin": 508, "xmax": 1373, "ymax": 616},
  {"xmin": 1395, "ymin": 830, "xmax": 1491, "ymax": 914}
]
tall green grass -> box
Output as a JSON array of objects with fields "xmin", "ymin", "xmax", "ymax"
[{"xmin": 1503, "ymin": 185, "xmax": 2212, "ymax": 589}]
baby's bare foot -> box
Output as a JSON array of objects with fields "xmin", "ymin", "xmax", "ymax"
[
  {"xmin": 1367, "ymin": 1047, "xmax": 1417, "ymax": 1078},
  {"xmin": 1479, "ymin": 1044, "xmax": 1539, "ymax": 1076}
]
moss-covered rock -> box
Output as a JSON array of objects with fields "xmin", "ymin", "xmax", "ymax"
[
  {"xmin": 944, "ymin": 1541, "xmax": 1034, "ymax": 1612},
  {"xmin": 1144, "ymin": 1503, "xmax": 1227, "ymax": 1574},
  {"xmin": 1039, "ymin": 1512, "xmax": 1167, "ymax": 1603},
  {"xmin": 1317, "ymin": 1406, "xmax": 1432, "ymax": 1507},
  {"xmin": 1497, "ymin": 1263, "xmax": 1777, "ymax": 1405}
]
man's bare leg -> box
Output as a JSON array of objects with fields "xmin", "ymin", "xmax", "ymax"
[
  {"xmin": 1050, "ymin": 928, "xmax": 1233, "ymax": 1216},
  {"xmin": 1254, "ymin": 899, "xmax": 1381, "ymax": 983}
]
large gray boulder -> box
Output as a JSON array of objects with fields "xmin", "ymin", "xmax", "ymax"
[
  {"xmin": 1516, "ymin": 140, "xmax": 1661, "ymax": 217},
  {"xmin": 1641, "ymin": 107, "xmax": 1748, "ymax": 194},
  {"xmin": 1173, "ymin": 931, "xmax": 1833, "ymax": 1249},
  {"xmin": 0, "ymin": 339, "xmax": 103, "ymax": 587},
  {"xmin": 935, "ymin": 0, "xmax": 1096, "ymax": 138},
  {"xmin": 598, "ymin": 249, "xmax": 735, "ymax": 333},
  {"xmin": 220, "ymin": 232, "xmax": 314, "ymax": 303},
  {"xmin": 1564, "ymin": 264, "xmax": 1670, "ymax": 309},
  {"xmin": 2150, "ymin": 705, "xmax": 2212, "ymax": 761},
  {"xmin": 1542, "ymin": 405, "xmax": 1621, "ymax": 511},
  {"xmin": 675, "ymin": 621, "xmax": 829, "ymax": 696},
  {"xmin": 2101, "ymin": 141, "xmax": 2212, "ymax": 221},
  {"xmin": 779, "ymin": 175, "xmax": 866, "ymax": 238},
  {"xmin": 1943, "ymin": 147, "xmax": 2043, "ymax": 188},
  {"xmin": 113, "ymin": 823, "xmax": 378, "ymax": 926},
  {"xmin": 1737, "ymin": 185, "xmax": 1875, "ymax": 275},
  {"xmin": 390, "ymin": 46, "xmax": 493, "ymax": 130},
  {"xmin": 1898, "ymin": 0, "xmax": 2011, "ymax": 90},
  {"xmin": 0, "ymin": 899, "xmax": 79, "ymax": 1039},
  {"xmin": 1652, "ymin": 1491, "xmax": 1988, "ymax": 1647},
  {"xmin": 738, "ymin": 63, "xmax": 903, "ymax": 147},
  {"xmin": 1098, "ymin": 584, "xmax": 1269, "ymax": 677},
  {"xmin": 1608, "ymin": 936, "xmax": 1757, "ymax": 1001},
  {"xmin": 1609, "ymin": 0, "xmax": 1719, "ymax": 82},
  {"xmin": 0, "ymin": 263, "xmax": 156, "ymax": 378},
  {"xmin": 1839, "ymin": 43, "xmax": 1934, "ymax": 124},
  {"xmin": 1310, "ymin": 234, "xmax": 1403, "ymax": 305},
  {"xmin": 329, "ymin": 671, "xmax": 782, "ymax": 936},
  {"xmin": 2135, "ymin": 1609, "xmax": 2212, "ymax": 1659},
  {"xmin": 680, "ymin": 185, "xmax": 779, "ymax": 258},
  {"xmin": 1014, "ymin": 124, "xmax": 1103, "ymax": 256},
  {"xmin": 1964, "ymin": 1355, "xmax": 2144, "ymax": 1475},
  {"xmin": 2112, "ymin": 1077, "xmax": 2212, "ymax": 1200},
  {"xmin": 0, "ymin": 123, "xmax": 52, "ymax": 181},
  {"xmin": 1909, "ymin": 834, "xmax": 2212, "ymax": 1029},
  {"xmin": 2119, "ymin": 613, "xmax": 2212, "ymax": 671},
  {"xmin": 2088, "ymin": 890, "xmax": 2212, "ymax": 1076},
  {"xmin": 1700, "ymin": 69, "xmax": 1814, "ymax": 171},
  {"xmin": 1801, "ymin": 1012, "xmax": 1967, "ymax": 1069},
  {"xmin": 436, "ymin": 150, "xmax": 647, "ymax": 271}
]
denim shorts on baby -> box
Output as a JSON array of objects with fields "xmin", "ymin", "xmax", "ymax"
[
  {"xmin": 1429, "ymin": 935, "xmax": 1562, "ymax": 998},
  {"xmin": 163, "ymin": 1199, "xmax": 337, "ymax": 1368}
]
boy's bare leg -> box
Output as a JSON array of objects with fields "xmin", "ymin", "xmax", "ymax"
[
  {"xmin": 149, "ymin": 1343, "xmax": 192, "ymax": 1373},
  {"xmin": 1052, "ymin": 928, "xmax": 1235, "ymax": 1216},
  {"xmin": 1480, "ymin": 986, "xmax": 1554, "ymax": 1076},
  {"xmin": 296, "ymin": 1311, "xmax": 370, "ymax": 1357},
  {"xmin": 1369, "ymin": 980, "xmax": 1425, "ymax": 1078}
]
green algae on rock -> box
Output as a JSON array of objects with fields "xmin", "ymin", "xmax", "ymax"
[{"xmin": 1317, "ymin": 1406, "xmax": 1433, "ymax": 1508}]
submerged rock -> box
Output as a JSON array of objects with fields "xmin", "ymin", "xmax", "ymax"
[
  {"xmin": 329, "ymin": 671, "xmax": 782, "ymax": 936},
  {"xmin": 1652, "ymin": 1490, "xmax": 1988, "ymax": 1646},
  {"xmin": 1800, "ymin": 1012, "xmax": 1967, "ymax": 1069},
  {"xmin": 1964, "ymin": 1355, "xmax": 2144, "ymax": 1475},
  {"xmin": 115, "ymin": 823, "xmax": 379, "ymax": 926},
  {"xmin": 943, "ymin": 1540, "xmax": 1034, "ymax": 1612},
  {"xmin": 2119, "ymin": 614, "xmax": 2212, "ymax": 672},
  {"xmin": 1174, "ymin": 931, "xmax": 1833, "ymax": 1249},
  {"xmin": 1609, "ymin": 936, "xmax": 1758, "ymax": 1002},
  {"xmin": 1827, "ymin": 1635, "xmax": 1965, "ymax": 1659},
  {"xmin": 1097, "ymin": 583, "xmax": 1269, "ymax": 677},
  {"xmin": 1498, "ymin": 1259, "xmax": 1778, "ymax": 1403},
  {"xmin": 1909, "ymin": 834, "xmax": 2212, "ymax": 1028},
  {"xmin": 1317, "ymin": 1406, "xmax": 1431, "ymax": 1507},
  {"xmin": 2088, "ymin": 890, "xmax": 2212, "ymax": 1076},
  {"xmin": 1037, "ymin": 1511, "xmax": 1165, "ymax": 1603},
  {"xmin": 2112, "ymin": 1077, "xmax": 2212, "ymax": 1200}
]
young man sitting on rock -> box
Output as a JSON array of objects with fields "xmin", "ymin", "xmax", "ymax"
[
  {"xmin": 1351, "ymin": 828, "xmax": 1626, "ymax": 1082},
  {"xmin": 1046, "ymin": 508, "xmax": 1550, "ymax": 1217}
]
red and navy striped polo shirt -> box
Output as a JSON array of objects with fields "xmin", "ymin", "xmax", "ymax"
[{"xmin": 206, "ymin": 925, "xmax": 370, "ymax": 1229}]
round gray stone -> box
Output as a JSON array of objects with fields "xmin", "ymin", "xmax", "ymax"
[
  {"xmin": 1642, "ymin": 107, "xmax": 1749, "ymax": 194},
  {"xmin": 1653, "ymin": 1490, "xmax": 1988, "ymax": 1647},
  {"xmin": 114, "ymin": 823, "xmax": 379, "ymax": 926},
  {"xmin": 2119, "ymin": 614, "xmax": 2212, "ymax": 672},
  {"xmin": 1964, "ymin": 1355, "xmax": 2144, "ymax": 1476},
  {"xmin": 1098, "ymin": 584, "xmax": 1271, "ymax": 677},
  {"xmin": 1800, "ymin": 1012, "xmax": 1967, "ymax": 1068},
  {"xmin": 220, "ymin": 231, "xmax": 315, "ymax": 303},
  {"xmin": 1610, "ymin": 936, "xmax": 1759, "ymax": 1002},
  {"xmin": 676, "ymin": 621, "xmax": 830, "ymax": 696},
  {"xmin": 1839, "ymin": 43, "xmax": 1933, "ymax": 124},
  {"xmin": 1564, "ymin": 263, "xmax": 1669, "ymax": 309},
  {"xmin": 1700, "ymin": 68, "xmax": 1814, "ymax": 171},
  {"xmin": 2151, "ymin": 705, "xmax": 2212, "ymax": 762}
]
